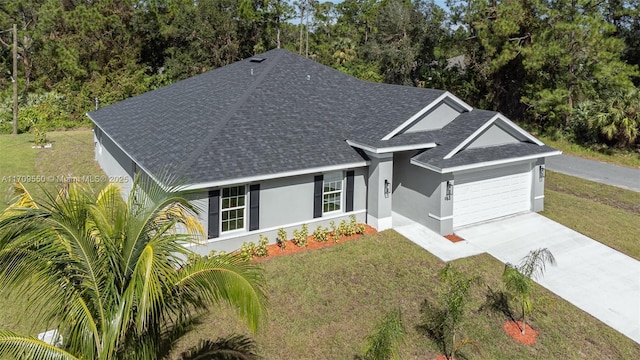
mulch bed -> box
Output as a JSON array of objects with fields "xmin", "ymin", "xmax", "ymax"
[
  {"xmin": 503, "ymin": 320, "xmax": 539, "ymax": 345},
  {"xmin": 444, "ymin": 233, "xmax": 465, "ymax": 243},
  {"xmin": 253, "ymin": 225, "xmax": 377, "ymax": 262}
]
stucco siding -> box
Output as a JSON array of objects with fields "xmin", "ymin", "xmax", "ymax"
[
  {"xmin": 466, "ymin": 124, "xmax": 521, "ymax": 149},
  {"xmin": 94, "ymin": 128, "xmax": 134, "ymax": 195},
  {"xmin": 404, "ymin": 102, "xmax": 460, "ymax": 133},
  {"xmin": 187, "ymin": 167, "xmax": 368, "ymax": 254},
  {"xmin": 392, "ymin": 151, "xmax": 446, "ymax": 230}
]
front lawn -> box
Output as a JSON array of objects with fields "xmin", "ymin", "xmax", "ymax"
[{"xmin": 168, "ymin": 231, "xmax": 640, "ymax": 359}]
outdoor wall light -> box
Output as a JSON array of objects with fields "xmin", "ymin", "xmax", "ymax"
[
  {"xmin": 384, "ymin": 179, "xmax": 391, "ymax": 198},
  {"xmin": 539, "ymin": 165, "xmax": 546, "ymax": 181},
  {"xmin": 445, "ymin": 180, "xmax": 454, "ymax": 200}
]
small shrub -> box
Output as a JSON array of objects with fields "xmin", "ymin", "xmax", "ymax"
[
  {"xmin": 33, "ymin": 126, "xmax": 47, "ymax": 146},
  {"xmin": 239, "ymin": 242, "xmax": 256, "ymax": 261},
  {"xmin": 277, "ymin": 228, "xmax": 287, "ymax": 250},
  {"xmin": 208, "ymin": 249, "xmax": 227, "ymax": 258},
  {"xmin": 255, "ymin": 235, "xmax": 269, "ymax": 257},
  {"xmin": 355, "ymin": 222, "xmax": 366, "ymax": 235},
  {"xmin": 186, "ymin": 253, "xmax": 202, "ymax": 266},
  {"xmin": 292, "ymin": 224, "xmax": 309, "ymax": 247},
  {"xmin": 313, "ymin": 225, "xmax": 329, "ymax": 242}
]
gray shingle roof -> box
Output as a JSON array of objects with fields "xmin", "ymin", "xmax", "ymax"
[{"xmin": 88, "ymin": 49, "xmax": 554, "ymax": 187}]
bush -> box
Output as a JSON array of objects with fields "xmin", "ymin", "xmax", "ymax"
[
  {"xmin": 277, "ymin": 228, "xmax": 287, "ymax": 250},
  {"xmin": 239, "ymin": 242, "xmax": 256, "ymax": 261},
  {"xmin": 313, "ymin": 225, "xmax": 329, "ymax": 242},
  {"xmin": 33, "ymin": 127, "xmax": 47, "ymax": 146},
  {"xmin": 255, "ymin": 235, "xmax": 269, "ymax": 257},
  {"xmin": 292, "ymin": 224, "xmax": 309, "ymax": 247}
]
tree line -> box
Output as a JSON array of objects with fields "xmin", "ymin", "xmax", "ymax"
[{"xmin": 1, "ymin": 0, "xmax": 638, "ymax": 149}]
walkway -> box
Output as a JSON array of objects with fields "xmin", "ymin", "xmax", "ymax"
[
  {"xmin": 394, "ymin": 212, "xmax": 640, "ymax": 344},
  {"xmin": 546, "ymin": 154, "xmax": 640, "ymax": 192}
]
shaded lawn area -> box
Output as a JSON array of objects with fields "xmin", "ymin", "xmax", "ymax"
[
  {"xmin": 543, "ymin": 171, "xmax": 640, "ymax": 260},
  {"xmin": 168, "ymin": 231, "xmax": 640, "ymax": 359},
  {"xmin": 0, "ymin": 130, "xmax": 105, "ymax": 212}
]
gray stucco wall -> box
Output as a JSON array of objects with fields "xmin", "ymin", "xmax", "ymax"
[
  {"xmin": 94, "ymin": 128, "xmax": 134, "ymax": 195},
  {"xmin": 392, "ymin": 151, "xmax": 452, "ymax": 233},
  {"xmin": 187, "ymin": 167, "xmax": 368, "ymax": 254},
  {"xmin": 404, "ymin": 102, "xmax": 460, "ymax": 133},
  {"xmin": 466, "ymin": 124, "xmax": 521, "ymax": 149}
]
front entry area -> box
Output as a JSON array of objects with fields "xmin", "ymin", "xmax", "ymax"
[{"xmin": 453, "ymin": 167, "xmax": 532, "ymax": 228}]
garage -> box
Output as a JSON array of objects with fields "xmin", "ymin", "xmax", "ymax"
[{"xmin": 453, "ymin": 169, "xmax": 532, "ymax": 228}]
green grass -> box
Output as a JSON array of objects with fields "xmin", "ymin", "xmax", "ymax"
[
  {"xmin": 166, "ymin": 232, "xmax": 640, "ymax": 359},
  {"xmin": 537, "ymin": 135, "xmax": 640, "ymax": 168},
  {"xmin": 0, "ymin": 130, "xmax": 104, "ymax": 211},
  {"xmin": 543, "ymin": 171, "xmax": 640, "ymax": 260}
]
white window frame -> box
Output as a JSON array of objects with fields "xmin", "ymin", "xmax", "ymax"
[
  {"xmin": 220, "ymin": 185, "xmax": 247, "ymax": 233},
  {"xmin": 323, "ymin": 171, "xmax": 343, "ymax": 214}
]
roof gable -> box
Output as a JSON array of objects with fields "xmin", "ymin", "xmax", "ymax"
[
  {"xmin": 381, "ymin": 92, "xmax": 472, "ymax": 140},
  {"xmin": 443, "ymin": 113, "xmax": 543, "ymax": 160}
]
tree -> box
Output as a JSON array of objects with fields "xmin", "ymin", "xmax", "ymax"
[
  {"xmin": 522, "ymin": 0, "xmax": 638, "ymax": 130},
  {"xmin": 502, "ymin": 248, "xmax": 556, "ymax": 335},
  {"xmin": 591, "ymin": 88, "xmax": 640, "ymax": 148},
  {"xmin": 0, "ymin": 179, "xmax": 267, "ymax": 359}
]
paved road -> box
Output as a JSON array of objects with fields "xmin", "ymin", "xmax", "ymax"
[{"xmin": 546, "ymin": 154, "xmax": 640, "ymax": 192}]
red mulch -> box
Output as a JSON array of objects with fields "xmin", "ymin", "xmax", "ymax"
[
  {"xmin": 444, "ymin": 233, "xmax": 465, "ymax": 243},
  {"xmin": 253, "ymin": 225, "xmax": 377, "ymax": 262},
  {"xmin": 503, "ymin": 320, "xmax": 538, "ymax": 345},
  {"xmin": 434, "ymin": 355, "xmax": 449, "ymax": 360}
]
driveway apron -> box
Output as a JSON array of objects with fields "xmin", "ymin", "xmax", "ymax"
[{"xmin": 455, "ymin": 213, "xmax": 640, "ymax": 344}]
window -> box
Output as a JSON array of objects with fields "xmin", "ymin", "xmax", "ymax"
[
  {"xmin": 323, "ymin": 172, "xmax": 343, "ymax": 213},
  {"xmin": 221, "ymin": 186, "xmax": 246, "ymax": 232}
]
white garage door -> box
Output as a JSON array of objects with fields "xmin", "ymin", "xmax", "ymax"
[{"xmin": 453, "ymin": 171, "xmax": 532, "ymax": 228}]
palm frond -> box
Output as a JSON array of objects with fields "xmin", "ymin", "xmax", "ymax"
[
  {"xmin": 362, "ymin": 308, "xmax": 405, "ymax": 360},
  {"xmin": 178, "ymin": 335, "xmax": 260, "ymax": 360},
  {"xmin": 517, "ymin": 248, "xmax": 556, "ymax": 280},
  {"xmin": 0, "ymin": 329, "xmax": 79, "ymax": 360},
  {"xmin": 174, "ymin": 254, "xmax": 268, "ymax": 333}
]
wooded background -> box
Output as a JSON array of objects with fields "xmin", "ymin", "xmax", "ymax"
[{"xmin": 1, "ymin": 0, "xmax": 638, "ymax": 149}]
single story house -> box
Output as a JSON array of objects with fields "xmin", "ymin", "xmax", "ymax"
[{"xmin": 88, "ymin": 49, "xmax": 560, "ymax": 253}]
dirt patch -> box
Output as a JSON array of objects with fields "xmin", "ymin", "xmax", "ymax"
[
  {"xmin": 444, "ymin": 234, "xmax": 465, "ymax": 243},
  {"xmin": 254, "ymin": 225, "xmax": 377, "ymax": 262},
  {"xmin": 503, "ymin": 320, "xmax": 538, "ymax": 345}
]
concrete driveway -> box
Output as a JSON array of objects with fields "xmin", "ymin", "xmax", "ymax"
[{"xmin": 455, "ymin": 213, "xmax": 640, "ymax": 344}]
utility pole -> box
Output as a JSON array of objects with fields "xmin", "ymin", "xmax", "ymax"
[{"xmin": 12, "ymin": 23, "xmax": 18, "ymax": 135}]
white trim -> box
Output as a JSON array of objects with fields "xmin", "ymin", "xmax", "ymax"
[
  {"xmin": 411, "ymin": 151, "xmax": 562, "ymax": 174},
  {"xmin": 322, "ymin": 171, "xmax": 344, "ymax": 214},
  {"xmin": 346, "ymin": 140, "xmax": 437, "ymax": 154},
  {"xmin": 367, "ymin": 214, "xmax": 393, "ymax": 230},
  {"xmin": 428, "ymin": 213, "xmax": 453, "ymax": 221},
  {"xmin": 444, "ymin": 114, "xmax": 544, "ymax": 160},
  {"xmin": 179, "ymin": 161, "xmax": 369, "ymax": 191},
  {"xmin": 220, "ymin": 185, "xmax": 247, "ymax": 234},
  {"xmin": 382, "ymin": 92, "xmax": 473, "ymax": 141},
  {"xmin": 187, "ymin": 210, "xmax": 367, "ymax": 245},
  {"xmin": 534, "ymin": 195, "xmax": 545, "ymax": 200}
]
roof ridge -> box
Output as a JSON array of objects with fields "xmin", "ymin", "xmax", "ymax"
[{"xmin": 176, "ymin": 50, "xmax": 286, "ymax": 176}]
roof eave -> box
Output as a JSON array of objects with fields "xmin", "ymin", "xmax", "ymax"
[{"xmin": 411, "ymin": 150, "xmax": 563, "ymax": 174}]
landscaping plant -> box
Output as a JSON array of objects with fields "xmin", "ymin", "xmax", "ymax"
[
  {"xmin": 312, "ymin": 225, "xmax": 329, "ymax": 242},
  {"xmin": 277, "ymin": 228, "xmax": 287, "ymax": 250},
  {"xmin": 420, "ymin": 264, "xmax": 482, "ymax": 359},
  {"xmin": 292, "ymin": 224, "xmax": 309, "ymax": 247},
  {"xmin": 360, "ymin": 308, "xmax": 405, "ymax": 360},
  {"xmin": 0, "ymin": 178, "xmax": 266, "ymax": 360},
  {"xmin": 503, "ymin": 248, "xmax": 557, "ymax": 335}
]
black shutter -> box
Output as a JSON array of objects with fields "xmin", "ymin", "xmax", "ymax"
[
  {"xmin": 313, "ymin": 175, "xmax": 323, "ymax": 218},
  {"xmin": 345, "ymin": 170, "xmax": 355, "ymax": 212},
  {"xmin": 208, "ymin": 189, "xmax": 220, "ymax": 238},
  {"xmin": 249, "ymin": 184, "xmax": 260, "ymax": 231}
]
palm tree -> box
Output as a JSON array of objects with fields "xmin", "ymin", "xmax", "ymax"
[
  {"xmin": 0, "ymin": 178, "xmax": 267, "ymax": 359},
  {"xmin": 591, "ymin": 88, "xmax": 640, "ymax": 148},
  {"xmin": 502, "ymin": 248, "xmax": 556, "ymax": 335},
  {"xmin": 360, "ymin": 308, "xmax": 405, "ymax": 360}
]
